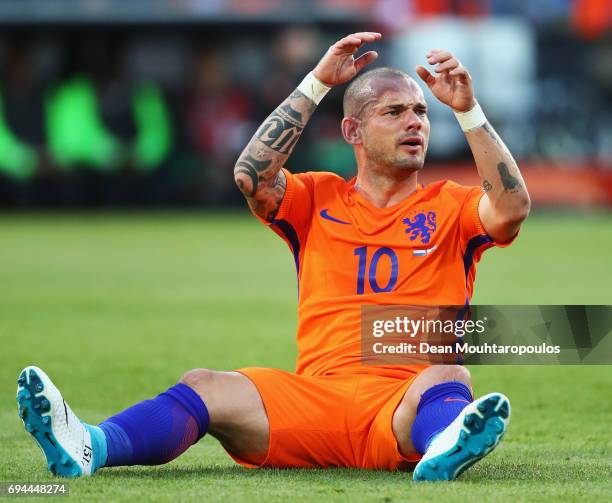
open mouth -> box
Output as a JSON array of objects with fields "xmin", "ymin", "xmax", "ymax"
[{"xmin": 399, "ymin": 136, "xmax": 424, "ymax": 148}]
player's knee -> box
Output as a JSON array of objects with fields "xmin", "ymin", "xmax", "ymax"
[
  {"xmin": 424, "ymin": 364, "xmax": 471, "ymax": 385},
  {"xmin": 410, "ymin": 365, "xmax": 472, "ymax": 401},
  {"xmin": 441, "ymin": 364, "xmax": 471, "ymax": 385},
  {"xmin": 179, "ymin": 368, "xmax": 216, "ymax": 392}
]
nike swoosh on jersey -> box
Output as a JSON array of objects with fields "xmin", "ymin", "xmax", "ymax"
[{"xmin": 319, "ymin": 209, "xmax": 350, "ymax": 225}]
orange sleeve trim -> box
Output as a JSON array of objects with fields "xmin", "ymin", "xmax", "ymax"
[
  {"xmin": 470, "ymin": 190, "xmax": 487, "ymax": 236},
  {"xmin": 469, "ymin": 190, "xmax": 519, "ymax": 248}
]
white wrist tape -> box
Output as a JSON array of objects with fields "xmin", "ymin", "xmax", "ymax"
[
  {"xmin": 454, "ymin": 101, "xmax": 487, "ymax": 132},
  {"xmin": 297, "ymin": 72, "xmax": 331, "ymax": 105}
]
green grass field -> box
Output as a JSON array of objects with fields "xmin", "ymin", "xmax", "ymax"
[{"xmin": 0, "ymin": 212, "xmax": 611, "ymax": 502}]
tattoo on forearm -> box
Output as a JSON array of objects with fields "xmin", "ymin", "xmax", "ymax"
[
  {"xmin": 497, "ymin": 162, "xmax": 521, "ymax": 192},
  {"xmin": 234, "ymin": 88, "xmax": 317, "ymax": 220},
  {"xmin": 255, "ymin": 91, "xmax": 314, "ymax": 154},
  {"xmin": 482, "ymin": 122, "xmax": 500, "ymax": 145},
  {"xmin": 482, "ymin": 179, "xmax": 493, "ymax": 192}
]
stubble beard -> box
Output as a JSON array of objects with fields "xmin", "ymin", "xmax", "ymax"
[{"xmin": 365, "ymin": 143, "xmax": 425, "ymax": 173}]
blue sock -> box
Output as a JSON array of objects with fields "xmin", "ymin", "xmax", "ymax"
[
  {"xmin": 96, "ymin": 383, "xmax": 209, "ymax": 467},
  {"xmin": 410, "ymin": 381, "xmax": 473, "ymax": 455}
]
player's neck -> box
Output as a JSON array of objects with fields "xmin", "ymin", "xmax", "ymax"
[{"xmin": 354, "ymin": 167, "xmax": 418, "ymax": 209}]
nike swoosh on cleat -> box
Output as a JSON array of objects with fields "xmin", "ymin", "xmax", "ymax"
[
  {"xmin": 319, "ymin": 209, "xmax": 350, "ymax": 225},
  {"xmin": 448, "ymin": 445, "xmax": 462, "ymax": 456},
  {"xmin": 44, "ymin": 432, "xmax": 56, "ymax": 447},
  {"xmin": 63, "ymin": 399, "xmax": 69, "ymax": 424}
]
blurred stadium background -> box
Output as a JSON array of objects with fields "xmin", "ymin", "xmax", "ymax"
[{"xmin": 0, "ymin": 0, "xmax": 611, "ymax": 207}]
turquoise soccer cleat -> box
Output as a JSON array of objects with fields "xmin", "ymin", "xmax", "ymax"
[
  {"xmin": 16, "ymin": 366, "xmax": 104, "ymax": 477},
  {"xmin": 413, "ymin": 392, "xmax": 510, "ymax": 481}
]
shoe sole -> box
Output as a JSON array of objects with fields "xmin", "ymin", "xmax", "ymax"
[
  {"xmin": 16, "ymin": 367, "xmax": 83, "ymax": 477},
  {"xmin": 413, "ymin": 392, "xmax": 510, "ymax": 481}
]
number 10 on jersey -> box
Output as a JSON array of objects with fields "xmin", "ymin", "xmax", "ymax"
[{"xmin": 353, "ymin": 246, "xmax": 399, "ymax": 294}]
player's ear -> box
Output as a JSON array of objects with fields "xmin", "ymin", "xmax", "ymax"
[{"xmin": 341, "ymin": 116, "xmax": 362, "ymax": 145}]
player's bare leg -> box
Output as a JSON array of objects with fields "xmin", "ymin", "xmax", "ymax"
[
  {"xmin": 16, "ymin": 366, "xmax": 269, "ymax": 477},
  {"xmin": 179, "ymin": 369, "xmax": 269, "ymax": 465},
  {"xmin": 392, "ymin": 365, "xmax": 510, "ymax": 481}
]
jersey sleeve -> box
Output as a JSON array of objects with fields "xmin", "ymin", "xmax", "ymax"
[
  {"xmin": 249, "ymin": 168, "xmax": 315, "ymax": 265},
  {"xmin": 459, "ymin": 186, "xmax": 519, "ymax": 248},
  {"xmin": 457, "ymin": 186, "xmax": 519, "ymax": 298}
]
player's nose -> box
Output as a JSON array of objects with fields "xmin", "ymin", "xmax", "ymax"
[{"xmin": 402, "ymin": 109, "xmax": 423, "ymax": 132}]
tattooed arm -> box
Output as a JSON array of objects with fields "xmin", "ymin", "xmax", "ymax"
[
  {"xmin": 464, "ymin": 122, "xmax": 530, "ymax": 242},
  {"xmin": 416, "ymin": 50, "xmax": 530, "ymax": 242},
  {"xmin": 233, "ymin": 91, "xmax": 315, "ymax": 221},
  {"xmin": 234, "ymin": 32, "xmax": 381, "ymax": 221}
]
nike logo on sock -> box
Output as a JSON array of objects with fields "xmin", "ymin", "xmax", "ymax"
[{"xmin": 444, "ymin": 397, "xmax": 471, "ymax": 404}]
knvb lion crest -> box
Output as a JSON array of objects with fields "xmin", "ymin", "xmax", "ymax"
[{"xmin": 402, "ymin": 211, "xmax": 437, "ymax": 244}]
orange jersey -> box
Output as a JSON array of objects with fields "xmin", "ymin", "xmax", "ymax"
[{"xmin": 253, "ymin": 168, "xmax": 512, "ymax": 376}]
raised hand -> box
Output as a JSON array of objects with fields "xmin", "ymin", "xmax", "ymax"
[
  {"xmin": 312, "ymin": 32, "xmax": 382, "ymax": 87},
  {"xmin": 416, "ymin": 50, "xmax": 475, "ymax": 112}
]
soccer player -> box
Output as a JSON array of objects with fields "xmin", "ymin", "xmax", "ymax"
[{"xmin": 17, "ymin": 32, "xmax": 530, "ymax": 481}]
